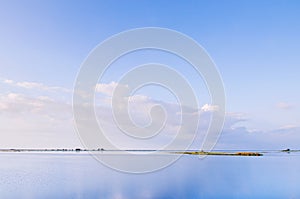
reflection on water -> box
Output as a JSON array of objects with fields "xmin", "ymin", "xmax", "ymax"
[{"xmin": 0, "ymin": 152, "xmax": 300, "ymax": 198}]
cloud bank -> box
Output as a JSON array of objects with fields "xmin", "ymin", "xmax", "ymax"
[{"xmin": 0, "ymin": 78, "xmax": 299, "ymax": 150}]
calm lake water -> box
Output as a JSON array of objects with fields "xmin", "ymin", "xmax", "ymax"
[{"xmin": 0, "ymin": 152, "xmax": 300, "ymax": 199}]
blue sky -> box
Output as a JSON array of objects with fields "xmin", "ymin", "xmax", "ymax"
[{"xmin": 0, "ymin": 0, "xmax": 300, "ymax": 149}]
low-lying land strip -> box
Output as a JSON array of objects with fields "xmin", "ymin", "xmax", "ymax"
[{"xmin": 178, "ymin": 151, "xmax": 263, "ymax": 156}]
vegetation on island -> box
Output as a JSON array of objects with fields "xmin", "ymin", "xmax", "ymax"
[{"xmin": 178, "ymin": 151, "xmax": 263, "ymax": 156}]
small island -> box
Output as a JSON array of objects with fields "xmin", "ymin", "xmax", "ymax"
[{"xmin": 178, "ymin": 151, "xmax": 263, "ymax": 156}]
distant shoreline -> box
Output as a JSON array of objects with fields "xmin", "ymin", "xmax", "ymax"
[
  {"xmin": 1, "ymin": 148, "xmax": 299, "ymax": 156},
  {"xmin": 176, "ymin": 151, "xmax": 263, "ymax": 156}
]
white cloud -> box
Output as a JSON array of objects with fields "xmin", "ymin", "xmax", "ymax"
[
  {"xmin": 0, "ymin": 92, "xmax": 71, "ymax": 119},
  {"xmin": 1, "ymin": 79, "xmax": 300, "ymax": 150},
  {"xmin": 0, "ymin": 91, "xmax": 79, "ymax": 148},
  {"xmin": 3, "ymin": 79, "xmax": 14, "ymax": 84},
  {"xmin": 276, "ymin": 102, "xmax": 293, "ymax": 110},
  {"xmin": 223, "ymin": 112, "xmax": 247, "ymax": 130},
  {"xmin": 1, "ymin": 78, "xmax": 70, "ymax": 93},
  {"xmin": 7, "ymin": 92, "xmax": 20, "ymax": 100},
  {"xmin": 96, "ymin": 81, "xmax": 128, "ymax": 96},
  {"xmin": 16, "ymin": 81, "xmax": 44, "ymax": 89},
  {"xmin": 0, "ymin": 102, "xmax": 8, "ymax": 110},
  {"xmin": 128, "ymin": 94, "xmax": 150, "ymax": 102},
  {"xmin": 278, "ymin": 124, "xmax": 299, "ymax": 131},
  {"xmin": 201, "ymin": 104, "xmax": 219, "ymax": 112}
]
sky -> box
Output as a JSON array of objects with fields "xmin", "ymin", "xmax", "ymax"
[{"xmin": 0, "ymin": 0, "xmax": 300, "ymax": 150}]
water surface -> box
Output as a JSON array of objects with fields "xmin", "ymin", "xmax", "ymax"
[{"xmin": 0, "ymin": 152, "xmax": 299, "ymax": 198}]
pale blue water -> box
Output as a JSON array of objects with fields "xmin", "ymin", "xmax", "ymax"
[{"xmin": 0, "ymin": 152, "xmax": 300, "ymax": 198}]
